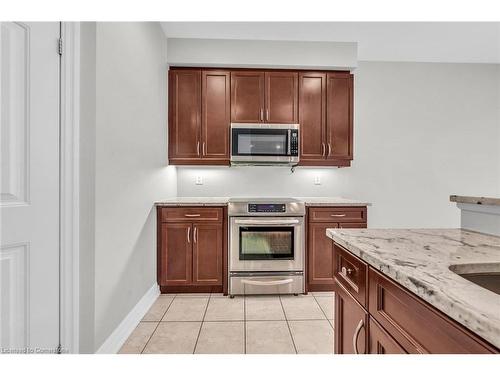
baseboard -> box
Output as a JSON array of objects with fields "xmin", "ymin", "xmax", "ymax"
[{"xmin": 96, "ymin": 283, "xmax": 160, "ymax": 354}]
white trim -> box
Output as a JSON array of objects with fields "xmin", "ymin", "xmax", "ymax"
[
  {"xmin": 59, "ymin": 21, "xmax": 80, "ymax": 354},
  {"xmin": 96, "ymin": 284, "xmax": 160, "ymax": 354}
]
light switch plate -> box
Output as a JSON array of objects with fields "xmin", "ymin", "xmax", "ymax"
[
  {"xmin": 195, "ymin": 175, "xmax": 203, "ymax": 185},
  {"xmin": 314, "ymin": 176, "xmax": 321, "ymax": 185}
]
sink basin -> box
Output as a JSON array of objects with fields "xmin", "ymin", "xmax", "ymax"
[{"xmin": 449, "ymin": 263, "xmax": 500, "ymax": 295}]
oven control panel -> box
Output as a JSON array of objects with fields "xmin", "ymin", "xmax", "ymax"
[{"xmin": 248, "ymin": 203, "xmax": 286, "ymax": 213}]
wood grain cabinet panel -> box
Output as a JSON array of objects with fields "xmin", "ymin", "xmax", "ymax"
[
  {"xmin": 265, "ymin": 71, "xmax": 298, "ymax": 123},
  {"xmin": 231, "ymin": 71, "xmax": 265, "ymax": 123},
  {"xmin": 309, "ymin": 207, "xmax": 366, "ymax": 223},
  {"xmin": 160, "ymin": 223, "xmax": 192, "ymax": 286},
  {"xmin": 368, "ymin": 268, "xmax": 497, "ymax": 354},
  {"xmin": 159, "ymin": 207, "xmax": 223, "ymax": 223},
  {"xmin": 326, "ymin": 73, "xmax": 353, "ymax": 161},
  {"xmin": 202, "ymin": 70, "xmax": 230, "ymax": 161},
  {"xmin": 333, "ymin": 243, "xmax": 368, "ymax": 308},
  {"xmin": 369, "ymin": 317, "xmax": 407, "ymax": 354},
  {"xmin": 308, "ymin": 222, "xmax": 337, "ymax": 288},
  {"xmin": 298, "ymin": 72, "xmax": 326, "ymax": 162},
  {"xmin": 168, "ymin": 69, "xmax": 201, "ymax": 161},
  {"xmin": 192, "ymin": 224, "xmax": 223, "ymax": 285},
  {"xmin": 335, "ymin": 281, "xmax": 368, "ymax": 354}
]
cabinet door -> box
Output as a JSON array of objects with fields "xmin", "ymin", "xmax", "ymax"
[
  {"xmin": 160, "ymin": 223, "xmax": 192, "ymax": 285},
  {"xmin": 338, "ymin": 222, "xmax": 367, "ymax": 229},
  {"xmin": 326, "ymin": 73, "xmax": 353, "ymax": 160},
  {"xmin": 202, "ymin": 70, "xmax": 230, "ymax": 162},
  {"xmin": 369, "ymin": 317, "xmax": 406, "ymax": 354},
  {"xmin": 231, "ymin": 71, "xmax": 265, "ymax": 123},
  {"xmin": 192, "ymin": 224, "xmax": 223, "ymax": 285},
  {"xmin": 308, "ymin": 222, "xmax": 337, "ymax": 288},
  {"xmin": 334, "ymin": 281, "xmax": 368, "ymax": 354},
  {"xmin": 265, "ymin": 71, "xmax": 298, "ymax": 123},
  {"xmin": 169, "ymin": 70, "xmax": 201, "ymax": 161},
  {"xmin": 299, "ymin": 72, "xmax": 326, "ymax": 162}
]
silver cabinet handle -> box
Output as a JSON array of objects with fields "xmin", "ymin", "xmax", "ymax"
[
  {"xmin": 341, "ymin": 266, "xmax": 354, "ymax": 276},
  {"xmin": 321, "ymin": 143, "xmax": 326, "ymax": 157},
  {"xmin": 202, "ymin": 142, "xmax": 206, "ymax": 156},
  {"xmin": 197, "ymin": 141, "xmax": 200, "ymax": 155},
  {"xmin": 260, "ymin": 108, "xmax": 264, "ymax": 121},
  {"xmin": 328, "ymin": 143, "xmax": 332, "ymax": 156},
  {"xmin": 187, "ymin": 226, "xmax": 191, "ymax": 244},
  {"xmin": 266, "ymin": 108, "xmax": 269, "ymax": 121},
  {"xmin": 185, "ymin": 214, "xmax": 201, "ymax": 217},
  {"xmin": 353, "ymin": 319, "xmax": 364, "ymax": 354},
  {"xmin": 331, "ymin": 214, "xmax": 346, "ymax": 217},
  {"xmin": 193, "ymin": 226, "xmax": 197, "ymax": 243}
]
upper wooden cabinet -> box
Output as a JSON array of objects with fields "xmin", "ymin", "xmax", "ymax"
[
  {"xmin": 202, "ymin": 70, "xmax": 231, "ymax": 162},
  {"xmin": 168, "ymin": 68, "xmax": 353, "ymax": 167},
  {"xmin": 169, "ymin": 69, "xmax": 231, "ymax": 165},
  {"xmin": 299, "ymin": 72, "xmax": 353, "ymax": 166},
  {"xmin": 168, "ymin": 69, "xmax": 201, "ymax": 161},
  {"xmin": 231, "ymin": 71, "xmax": 265, "ymax": 123},
  {"xmin": 231, "ymin": 71, "xmax": 298, "ymax": 124}
]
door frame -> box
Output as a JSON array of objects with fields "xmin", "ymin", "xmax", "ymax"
[{"xmin": 59, "ymin": 21, "xmax": 80, "ymax": 354}]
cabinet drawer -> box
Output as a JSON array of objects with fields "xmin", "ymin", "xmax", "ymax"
[
  {"xmin": 308, "ymin": 207, "xmax": 366, "ymax": 223},
  {"xmin": 159, "ymin": 207, "xmax": 223, "ymax": 223},
  {"xmin": 333, "ymin": 243, "xmax": 368, "ymax": 308},
  {"xmin": 368, "ymin": 268, "xmax": 497, "ymax": 354}
]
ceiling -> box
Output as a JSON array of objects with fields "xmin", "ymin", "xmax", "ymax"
[{"xmin": 161, "ymin": 22, "xmax": 500, "ymax": 64}]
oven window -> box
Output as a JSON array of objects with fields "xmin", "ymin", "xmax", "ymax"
[{"xmin": 239, "ymin": 227, "xmax": 294, "ymax": 260}]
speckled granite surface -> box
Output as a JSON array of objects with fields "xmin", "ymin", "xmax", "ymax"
[
  {"xmin": 155, "ymin": 197, "xmax": 370, "ymax": 207},
  {"xmin": 326, "ymin": 228, "xmax": 500, "ymax": 348},
  {"xmin": 450, "ymin": 195, "xmax": 500, "ymax": 206}
]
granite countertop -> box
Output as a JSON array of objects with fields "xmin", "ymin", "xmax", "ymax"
[
  {"xmin": 450, "ymin": 195, "xmax": 500, "ymax": 206},
  {"xmin": 326, "ymin": 228, "xmax": 500, "ymax": 348},
  {"xmin": 155, "ymin": 197, "xmax": 370, "ymax": 206}
]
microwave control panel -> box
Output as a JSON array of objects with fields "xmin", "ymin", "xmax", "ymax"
[
  {"xmin": 248, "ymin": 204, "xmax": 286, "ymax": 213},
  {"xmin": 290, "ymin": 130, "xmax": 299, "ymax": 156}
]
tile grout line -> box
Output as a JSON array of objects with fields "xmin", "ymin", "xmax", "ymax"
[
  {"xmin": 192, "ymin": 293, "xmax": 211, "ymax": 354},
  {"xmin": 312, "ymin": 293, "xmax": 335, "ymax": 330},
  {"xmin": 279, "ymin": 295, "xmax": 298, "ymax": 354},
  {"xmin": 243, "ymin": 295, "xmax": 247, "ymax": 354},
  {"xmin": 140, "ymin": 294, "xmax": 176, "ymax": 354}
]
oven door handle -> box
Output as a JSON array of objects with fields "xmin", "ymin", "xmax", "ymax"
[
  {"xmin": 234, "ymin": 219, "xmax": 300, "ymax": 225},
  {"xmin": 241, "ymin": 278, "xmax": 294, "ymax": 286}
]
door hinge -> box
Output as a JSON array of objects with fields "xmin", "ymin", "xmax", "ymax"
[{"xmin": 58, "ymin": 37, "xmax": 63, "ymax": 56}]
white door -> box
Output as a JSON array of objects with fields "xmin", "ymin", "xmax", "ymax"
[{"xmin": 0, "ymin": 22, "xmax": 60, "ymax": 353}]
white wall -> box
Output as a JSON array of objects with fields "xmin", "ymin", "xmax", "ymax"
[
  {"xmin": 92, "ymin": 22, "xmax": 176, "ymax": 350},
  {"xmin": 167, "ymin": 38, "xmax": 357, "ymax": 70},
  {"xmin": 177, "ymin": 62, "xmax": 500, "ymax": 228}
]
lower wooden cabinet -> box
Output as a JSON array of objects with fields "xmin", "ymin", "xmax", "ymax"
[
  {"xmin": 332, "ymin": 242, "xmax": 499, "ymax": 354},
  {"xmin": 307, "ymin": 207, "xmax": 367, "ymax": 292},
  {"xmin": 334, "ymin": 281, "xmax": 368, "ymax": 354},
  {"xmin": 157, "ymin": 207, "xmax": 226, "ymax": 293}
]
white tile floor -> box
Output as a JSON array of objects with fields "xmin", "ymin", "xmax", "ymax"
[{"xmin": 119, "ymin": 292, "xmax": 334, "ymax": 354}]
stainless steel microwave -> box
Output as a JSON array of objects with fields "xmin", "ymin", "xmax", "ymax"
[{"xmin": 230, "ymin": 123, "xmax": 299, "ymax": 165}]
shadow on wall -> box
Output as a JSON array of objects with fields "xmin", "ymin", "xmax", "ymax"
[{"xmin": 96, "ymin": 205, "xmax": 158, "ymax": 351}]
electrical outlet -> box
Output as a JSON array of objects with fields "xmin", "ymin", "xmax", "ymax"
[
  {"xmin": 195, "ymin": 175, "xmax": 203, "ymax": 185},
  {"xmin": 314, "ymin": 175, "xmax": 321, "ymax": 185}
]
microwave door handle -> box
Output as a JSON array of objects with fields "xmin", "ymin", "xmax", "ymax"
[{"xmin": 234, "ymin": 219, "xmax": 300, "ymax": 225}]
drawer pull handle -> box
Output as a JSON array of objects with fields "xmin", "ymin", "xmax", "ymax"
[
  {"xmin": 353, "ymin": 319, "xmax": 364, "ymax": 354},
  {"xmin": 331, "ymin": 214, "xmax": 347, "ymax": 217},
  {"xmin": 241, "ymin": 278, "xmax": 293, "ymax": 286},
  {"xmin": 187, "ymin": 226, "xmax": 191, "ymax": 243},
  {"xmin": 185, "ymin": 214, "xmax": 201, "ymax": 217},
  {"xmin": 341, "ymin": 266, "xmax": 354, "ymax": 276}
]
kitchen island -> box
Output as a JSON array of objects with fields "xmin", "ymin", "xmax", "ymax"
[{"xmin": 327, "ymin": 227, "xmax": 500, "ymax": 353}]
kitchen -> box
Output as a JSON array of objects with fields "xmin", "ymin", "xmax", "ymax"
[{"xmin": 1, "ymin": 5, "xmax": 499, "ymax": 369}]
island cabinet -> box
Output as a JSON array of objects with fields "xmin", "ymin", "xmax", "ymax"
[
  {"xmin": 332, "ymin": 243, "xmax": 499, "ymax": 354},
  {"xmin": 169, "ymin": 69, "xmax": 231, "ymax": 165},
  {"xmin": 307, "ymin": 207, "xmax": 367, "ymax": 292},
  {"xmin": 157, "ymin": 206, "xmax": 227, "ymax": 294},
  {"xmin": 298, "ymin": 72, "xmax": 353, "ymax": 167}
]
